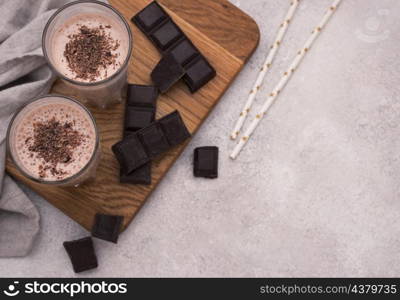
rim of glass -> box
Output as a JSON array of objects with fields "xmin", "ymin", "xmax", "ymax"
[
  {"xmin": 6, "ymin": 94, "xmax": 100, "ymax": 185},
  {"xmin": 42, "ymin": 0, "xmax": 133, "ymax": 87}
]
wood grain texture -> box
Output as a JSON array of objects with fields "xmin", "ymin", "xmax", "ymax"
[{"xmin": 6, "ymin": 0, "xmax": 259, "ymax": 231}]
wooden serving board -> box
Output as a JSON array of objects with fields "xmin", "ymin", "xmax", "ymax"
[{"xmin": 6, "ymin": 0, "xmax": 259, "ymax": 231}]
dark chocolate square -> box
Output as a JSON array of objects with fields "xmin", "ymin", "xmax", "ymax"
[
  {"xmin": 159, "ymin": 110, "xmax": 191, "ymax": 146},
  {"xmin": 183, "ymin": 56, "xmax": 216, "ymax": 93},
  {"xmin": 92, "ymin": 214, "xmax": 123, "ymax": 244},
  {"xmin": 132, "ymin": 1, "xmax": 168, "ymax": 33},
  {"xmin": 194, "ymin": 146, "xmax": 219, "ymax": 179},
  {"xmin": 137, "ymin": 123, "xmax": 170, "ymax": 158},
  {"xmin": 63, "ymin": 237, "xmax": 98, "ymax": 273},
  {"xmin": 167, "ymin": 39, "xmax": 200, "ymax": 67},
  {"xmin": 151, "ymin": 53, "xmax": 185, "ymax": 93},
  {"xmin": 112, "ymin": 135, "xmax": 150, "ymax": 174},
  {"xmin": 120, "ymin": 163, "xmax": 152, "ymax": 185},
  {"xmin": 126, "ymin": 84, "xmax": 159, "ymax": 108},
  {"xmin": 150, "ymin": 20, "xmax": 184, "ymax": 51},
  {"xmin": 125, "ymin": 107, "xmax": 155, "ymax": 132}
]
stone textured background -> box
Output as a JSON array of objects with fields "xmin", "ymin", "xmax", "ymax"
[{"xmin": 1, "ymin": 0, "xmax": 400, "ymax": 277}]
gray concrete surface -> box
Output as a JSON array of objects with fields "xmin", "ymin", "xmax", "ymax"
[{"xmin": 1, "ymin": 0, "xmax": 400, "ymax": 277}]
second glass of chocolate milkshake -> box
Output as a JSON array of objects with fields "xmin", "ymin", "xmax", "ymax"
[
  {"xmin": 42, "ymin": 0, "xmax": 132, "ymax": 108},
  {"xmin": 7, "ymin": 95, "xmax": 101, "ymax": 187}
]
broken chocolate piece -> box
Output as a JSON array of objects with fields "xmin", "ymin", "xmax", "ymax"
[
  {"xmin": 183, "ymin": 56, "xmax": 216, "ymax": 93},
  {"xmin": 159, "ymin": 111, "xmax": 191, "ymax": 146},
  {"xmin": 149, "ymin": 20, "xmax": 184, "ymax": 51},
  {"xmin": 122, "ymin": 85, "xmax": 158, "ymax": 184},
  {"xmin": 126, "ymin": 84, "xmax": 158, "ymax": 108},
  {"xmin": 113, "ymin": 111, "xmax": 190, "ymax": 175},
  {"xmin": 125, "ymin": 107, "xmax": 155, "ymax": 132},
  {"xmin": 92, "ymin": 214, "xmax": 123, "ymax": 244},
  {"xmin": 112, "ymin": 134, "xmax": 149, "ymax": 174},
  {"xmin": 132, "ymin": 1, "xmax": 216, "ymax": 92},
  {"xmin": 137, "ymin": 123, "xmax": 170, "ymax": 158},
  {"xmin": 63, "ymin": 237, "xmax": 98, "ymax": 273},
  {"xmin": 132, "ymin": 1, "xmax": 168, "ymax": 32},
  {"xmin": 151, "ymin": 53, "xmax": 185, "ymax": 93},
  {"xmin": 193, "ymin": 146, "xmax": 218, "ymax": 179},
  {"xmin": 167, "ymin": 38, "xmax": 200, "ymax": 67}
]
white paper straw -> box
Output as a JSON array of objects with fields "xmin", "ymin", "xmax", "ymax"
[
  {"xmin": 230, "ymin": 0, "xmax": 300, "ymax": 140},
  {"xmin": 230, "ymin": 0, "xmax": 343, "ymax": 160}
]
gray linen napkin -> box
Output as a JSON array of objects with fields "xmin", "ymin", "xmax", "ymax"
[{"xmin": 0, "ymin": 0, "xmax": 74, "ymax": 257}]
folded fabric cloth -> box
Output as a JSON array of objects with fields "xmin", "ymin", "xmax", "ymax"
[{"xmin": 0, "ymin": 0, "xmax": 74, "ymax": 257}]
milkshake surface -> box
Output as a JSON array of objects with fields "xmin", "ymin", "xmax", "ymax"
[
  {"xmin": 8, "ymin": 97, "xmax": 97, "ymax": 182},
  {"xmin": 50, "ymin": 13, "xmax": 129, "ymax": 82}
]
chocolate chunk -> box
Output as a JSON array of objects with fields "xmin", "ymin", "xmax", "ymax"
[
  {"xmin": 63, "ymin": 237, "xmax": 98, "ymax": 273},
  {"xmin": 149, "ymin": 20, "xmax": 184, "ymax": 51},
  {"xmin": 92, "ymin": 214, "xmax": 123, "ymax": 244},
  {"xmin": 125, "ymin": 107, "xmax": 155, "ymax": 132},
  {"xmin": 132, "ymin": 1, "xmax": 217, "ymax": 93},
  {"xmin": 132, "ymin": 1, "xmax": 168, "ymax": 32},
  {"xmin": 167, "ymin": 39, "xmax": 200, "ymax": 67},
  {"xmin": 120, "ymin": 163, "xmax": 152, "ymax": 185},
  {"xmin": 114, "ymin": 111, "xmax": 190, "ymax": 175},
  {"xmin": 159, "ymin": 111, "xmax": 191, "ymax": 146},
  {"xmin": 151, "ymin": 53, "xmax": 185, "ymax": 93},
  {"xmin": 112, "ymin": 134, "xmax": 149, "ymax": 174},
  {"xmin": 193, "ymin": 146, "xmax": 219, "ymax": 179},
  {"xmin": 137, "ymin": 123, "xmax": 170, "ymax": 158},
  {"xmin": 126, "ymin": 84, "xmax": 158, "ymax": 108},
  {"xmin": 183, "ymin": 56, "xmax": 216, "ymax": 93},
  {"xmin": 121, "ymin": 85, "xmax": 158, "ymax": 185}
]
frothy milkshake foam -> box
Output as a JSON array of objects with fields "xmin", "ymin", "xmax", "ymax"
[
  {"xmin": 51, "ymin": 14, "xmax": 129, "ymax": 82},
  {"xmin": 10, "ymin": 98, "xmax": 96, "ymax": 181}
]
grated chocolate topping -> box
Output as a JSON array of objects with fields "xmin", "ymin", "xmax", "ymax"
[
  {"xmin": 64, "ymin": 25, "xmax": 121, "ymax": 82},
  {"xmin": 26, "ymin": 117, "xmax": 85, "ymax": 179}
]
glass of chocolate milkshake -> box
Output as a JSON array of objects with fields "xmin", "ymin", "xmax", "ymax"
[
  {"xmin": 7, "ymin": 95, "xmax": 100, "ymax": 187},
  {"xmin": 42, "ymin": 1, "xmax": 132, "ymax": 108}
]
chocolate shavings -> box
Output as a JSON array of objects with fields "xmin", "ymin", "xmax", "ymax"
[
  {"xmin": 26, "ymin": 117, "xmax": 85, "ymax": 179},
  {"xmin": 64, "ymin": 25, "xmax": 120, "ymax": 82}
]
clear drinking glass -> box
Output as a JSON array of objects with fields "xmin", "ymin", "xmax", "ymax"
[
  {"xmin": 7, "ymin": 95, "xmax": 101, "ymax": 187},
  {"xmin": 42, "ymin": 0, "xmax": 133, "ymax": 108}
]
